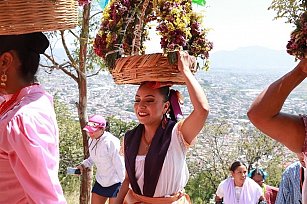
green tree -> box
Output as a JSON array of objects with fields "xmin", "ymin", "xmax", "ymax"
[
  {"xmin": 269, "ymin": 0, "xmax": 307, "ymax": 23},
  {"xmin": 54, "ymin": 96, "xmax": 83, "ymax": 195},
  {"xmin": 41, "ymin": 2, "xmax": 105, "ymax": 203},
  {"xmin": 186, "ymin": 121, "xmax": 237, "ymax": 203},
  {"xmin": 106, "ymin": 116, "xmax": 137, "ymax": 139},
  {"xmin": 185, "ymin": 120, "xmax": 296, "ymax": 203},
  {"xmin": 54, "ymin": 96, "xmax": 137, "ymax": 202}
]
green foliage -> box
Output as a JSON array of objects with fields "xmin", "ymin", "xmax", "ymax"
[
  {"xmin": 186, "ymin": 122, "xmax": 236, "ymax": 203},
  {"xmin": 268, "ymin": 0, "xmax": 307, "ymax": 23},
  {"xmin": 54, "ymin": 96, "xmax": 83, "ymax": 194},
  {"xmin": 106, "ymin": 116, "xmax": 137, "ymax": 139},
  {"xmin": 238, "ymin": 128, "xmax": 293, "ymax": 187},
  {"xmin": 185, "ymin": 170, "xmax": 220, "ymax": 203},
  {"xmin": 185, "ymin": 120, "xmax": 295, "ymax": 203},
  {"xmin": 54, "ymin": 98, "xmax": 137, "ymax": 196}
]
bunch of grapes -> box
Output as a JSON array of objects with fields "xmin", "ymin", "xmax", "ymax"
[{"xmin": 286, "ymin": 11, "xmax": 307, "ymax": 60}]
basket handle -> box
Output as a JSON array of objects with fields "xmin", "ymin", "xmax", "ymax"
[{"xmin": 131, "ymin": 0, "xmax": 150, "ymax": 55}]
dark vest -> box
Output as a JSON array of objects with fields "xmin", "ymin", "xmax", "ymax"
[{"xmin": 124, "ymin": 120, "xmax": 176, "ymax": 197}]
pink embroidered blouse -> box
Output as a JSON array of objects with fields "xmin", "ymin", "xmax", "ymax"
[{"xmin": 0, "ymin": 84, "xmax": 66, "ymax": 204}]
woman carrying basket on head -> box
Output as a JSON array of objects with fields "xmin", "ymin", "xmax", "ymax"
[{"xmin": 114, "ymin": 51, "xmax": 210, "ymax": 204}]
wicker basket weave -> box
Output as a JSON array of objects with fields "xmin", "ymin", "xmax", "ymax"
[
  {"xmin": 0, "ymin": 0, "xmax": 78, "ymax": 35},
  {"xmin": 111, "ymin": 53, "xmax": 196, "ymax": 85}
]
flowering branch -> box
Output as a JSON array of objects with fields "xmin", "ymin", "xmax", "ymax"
[
  {"xmin": 94, "ymin": 0, "xmax": 213, "ymax": 70},
  {"xmin": 286, "ymin": 11, "xmax": 307, "ymax": 60}
]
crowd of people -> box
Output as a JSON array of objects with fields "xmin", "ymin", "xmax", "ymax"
[{"xmin": 0, "ymin": 31, "xmax": 307, "ymax": 204}]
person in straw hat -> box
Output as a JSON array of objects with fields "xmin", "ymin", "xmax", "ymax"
[
  {"xmin": 0, "ymin": 32, "xmax": 66, "ymax": 203},
  {"xmin": 114, "ymin": 51, "xmax": 210, "ymax": 204}
]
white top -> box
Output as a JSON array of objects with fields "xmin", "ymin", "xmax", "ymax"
[
  {"xmin": 82, "ymin": 131, "xmax": 125, "ymax": 187},
  {"xmin": 216, "ymin": 177, "xmax": 263, "ymax": 204},
  {"xmin": 135, "ymin": 123, "xmax": 189, "ymax": 197}
]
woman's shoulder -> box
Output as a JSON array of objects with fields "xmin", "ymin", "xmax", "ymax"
[
  {"xmin": 105, "ymin": 132, "xmax": 120, "ymax": 144},
  {"xmin": 219, "ymin": 177, "xmax": 232, "ymax": 185}
]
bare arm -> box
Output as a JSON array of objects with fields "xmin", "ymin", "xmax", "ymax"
[
  {"xmin": 114, "ymin": 172, "xmax": 130, "ymax": 204},
  {"xmin": 177, "ymin": 51, "xmax": 209, "ymax": 144},
  {"xmin": 247, "ymin": 59, "xmax": 307, "ymax": 152}
]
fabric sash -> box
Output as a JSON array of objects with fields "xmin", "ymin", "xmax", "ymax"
[
  {"xmin": 124, "ymin": 120, "xmax": 176, "ymax": 197},
  {"xmin": 223, "ymin": 177, "xmax": 262, "ymax": 204},
  {"xmin": 123, "ymin": 188, "xmax": 191, "ymax": 204},
  {"xmin": 301, "ymin": 166, "xmax": 305, "ymax": 193}
]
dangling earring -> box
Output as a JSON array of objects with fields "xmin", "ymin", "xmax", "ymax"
[
  {"xmin": 0, "ymin": 71, "xmax": 7, "ymax": 88},
  {"xmin": 162, "ymin": 113, "xmax": 168, "ymax": 129}
]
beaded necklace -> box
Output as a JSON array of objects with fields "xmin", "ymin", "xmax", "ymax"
[{"xmin": 142, "ymin": 133, "xmax": 152, "ymax": 152}]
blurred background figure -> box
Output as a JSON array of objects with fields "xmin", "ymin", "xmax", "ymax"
[
  {"xmin": 249, "ymin": 167, "xmax": 279, "ymax": 204},
  {"xmin": 77, "ymin": 115, "xmax": 125, "ymax": 204},
  {"xmin": 215, "ymin": 161, "xmax": 265, "ymax": 204},
  {"xmin": 275, "ymin": 153, "xmax": 306, "ymax": 204}
]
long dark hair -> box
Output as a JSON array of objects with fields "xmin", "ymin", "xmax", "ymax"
[
  {"xmin": 229, "ymin": 161, "xmax": 247, "ymax": 172},
  {"xmin": 157, "ymin": 86, "xmax": 179, "ymax": 122},
  {"xmin": 0, "ymin": 32, "xmax": 49, "ymax": 83},
  {"xmin": 249, "ymin": 168, "xmax": 267, "ymax": 180}
]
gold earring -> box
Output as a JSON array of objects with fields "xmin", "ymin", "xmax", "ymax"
[{"xmin": 0, "ymin": 71, "xmax": 7, "ymax": 87}]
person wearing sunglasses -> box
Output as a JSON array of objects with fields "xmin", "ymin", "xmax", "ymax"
[{"xmin": 76, "ymin": 114, "xmax": 125, "ymax": 204}]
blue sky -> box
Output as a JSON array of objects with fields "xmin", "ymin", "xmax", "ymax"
[{"xmin": 203, "ymin": 0, "xmax": 295, "ymax": 52}]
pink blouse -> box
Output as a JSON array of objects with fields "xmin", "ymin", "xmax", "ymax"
[{"xmin": 0, "ymin": 84, "xmax": 66, "ymax": 204}]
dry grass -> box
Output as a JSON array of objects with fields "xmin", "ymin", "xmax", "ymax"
[{"xmin": 65, "ymin": 191, "xmax": 80, "ymax": 204}]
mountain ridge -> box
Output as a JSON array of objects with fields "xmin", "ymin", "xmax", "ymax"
[{"xmin": 209, "ymin": 46, "xmax": 297, "ymax": 72}]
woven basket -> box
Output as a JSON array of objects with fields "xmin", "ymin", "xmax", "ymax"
[
  {"xmin": 0, "ymin": 0, "xmax": 78, "ymax": 35},
  {"xmin": 111, "ymin": 53, "xmax": 196, "ymax": 85}
]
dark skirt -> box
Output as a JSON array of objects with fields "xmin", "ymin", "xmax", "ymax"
[{"xmin": 92, "ymin": 181, "xmax": 121, "ymax": 198}]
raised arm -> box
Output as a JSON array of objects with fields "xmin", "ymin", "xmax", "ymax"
[
  {"xmin": 178, "ymin": 51, "xmax": 209, "ymax": 144},
  {"xmin": 247, "ymin": 59, "xmax": 307, "ymax": 152}
]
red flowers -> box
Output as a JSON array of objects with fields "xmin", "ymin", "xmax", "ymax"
[
  {"xmin": 78, "ymin": 0, "xmax": 91, "ymax": 6},
  {"xmin": 286, "ymin": 11, "xmax": 307, "ymax": 60},
  {"xmin": 94, "ymin": 0, "xmax": 213, "ymax": 70}
]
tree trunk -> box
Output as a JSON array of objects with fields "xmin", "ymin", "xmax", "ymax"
[{"xmin": 78, "ymin": 4, "xmax": 92, "ymax": 204}]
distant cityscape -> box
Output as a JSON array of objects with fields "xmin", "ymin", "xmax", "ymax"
[
  {"xmin": 38, "ymin": 64, "xmax": 305, "ymax": 172},
  {"xmin": 38, "ymin": 66, "xmax": 307, "ymax": 129}
]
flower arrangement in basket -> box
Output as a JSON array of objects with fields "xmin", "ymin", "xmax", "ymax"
[
  {"xmin": 286, "ymin": 11, "xmax": 307, "ymax": 60},
  {"xmin": 93, "ymin": 0, "xmax": 213, "ymax": 84}
]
